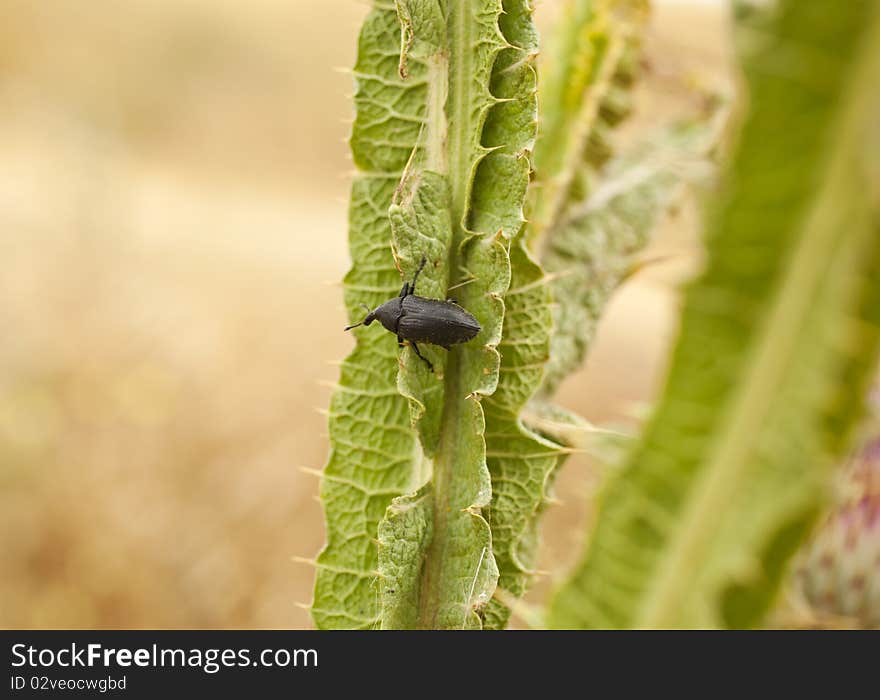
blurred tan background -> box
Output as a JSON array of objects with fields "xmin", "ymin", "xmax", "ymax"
[{"xmin": 0, "ymin": 0, "xmax": 730, "ymax": 629}]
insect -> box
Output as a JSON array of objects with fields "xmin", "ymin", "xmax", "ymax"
[{"xmin": 344, "ymin": 257, "xmax": 481, "ymax": 371}]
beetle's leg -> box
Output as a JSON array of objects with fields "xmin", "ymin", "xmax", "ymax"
[
  {"xmin": 409, "ymin": 342, "xmax": 434, "ymax": 372},
  {"xmin": 397, "ymin": 334, "xmax": 404, "ymax": 346},
  {"xmin": 409, "ymin": 256, "xmax": 427, "ymax": 296},
  {"xmin": 398, "ymin": 282, "xmax": 409, "ymax": 298}
]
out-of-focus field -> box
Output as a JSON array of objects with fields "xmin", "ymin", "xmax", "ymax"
[{"xmin": 0, "ymin": 0, "xmax": 730, "ymax": 628}]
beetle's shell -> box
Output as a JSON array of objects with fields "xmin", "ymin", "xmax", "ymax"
[{"xmin": 398, "ymin": 295, "xmax": 481, "ymax": 349}]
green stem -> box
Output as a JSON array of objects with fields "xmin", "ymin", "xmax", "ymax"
[{"xmin": 416, "ymin": 0, "xmax": 495, "ymax": 629}]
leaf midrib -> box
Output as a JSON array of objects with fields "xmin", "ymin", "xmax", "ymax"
[{"xmin": 417, "ymin": 0, "xmax": 482, "ymax": 630}]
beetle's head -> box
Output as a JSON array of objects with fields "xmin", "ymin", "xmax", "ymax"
[{"xmin": 344, "ymin": 303, "xmax": 376, "ymax": 331}]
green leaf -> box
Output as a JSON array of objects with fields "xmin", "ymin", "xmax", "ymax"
[
  {"xmin": 378, "ymin": 0, "xmax": 513, "ymax": 630},
  {"xmin": 312, "ymin": 7, "xmax": 425, "ymax": 630},
  {"xmin": 530, "ymin": 0, "xmax": 648, "ymax": 247},
  {"xmin": 463, "ymin": 0, "xmax": 564, "ymax": 629},
  {"xmin": 539, "ymin": 118, "xmax": 723, "ymax": 395},
  {"xmin": 376, "ymin": 485, "xmax": 433, "ymax": 629},
  {"xmin": 483, "ymin": 241, "xmax": 562, "ymax": 629},
  {"xmin": 314, "ymin": 0, "xmax": 542, "ymax": 629},
  {"xmin": 396, "ymin": 0, "xmax": 446, "ymax": 78},
  {"xmin": 548, "ymin": 0, "xmax": 880, "ymax": 629},
  {"xmin": 524, "ymin": 400, "xmax": 634, "ymax": 462}
]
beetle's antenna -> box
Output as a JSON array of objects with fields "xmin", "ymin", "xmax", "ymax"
[
  {"xmin": 410, "ymin": 256, "xmax": 427, "ymax": 293},
  {"xmin": 344, "ymin": 304, "xmax": 372, "ymax": 331}
]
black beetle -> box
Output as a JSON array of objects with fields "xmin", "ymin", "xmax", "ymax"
[{"xmin": 344, "ymin": 257, "xmax": 481, "ymax": 371}]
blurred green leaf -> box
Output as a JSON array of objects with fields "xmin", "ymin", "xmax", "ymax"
[
  {"xmin": 530, "ymin": 0, "xmax": 648, "ymax": 247},
  {"xmin": 549, "ymin": 0, "xmax": 880, "ymax": 629},
  {"xmin": 539, "ymin": 118, "xmax": 723, "ymax": 395}
]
